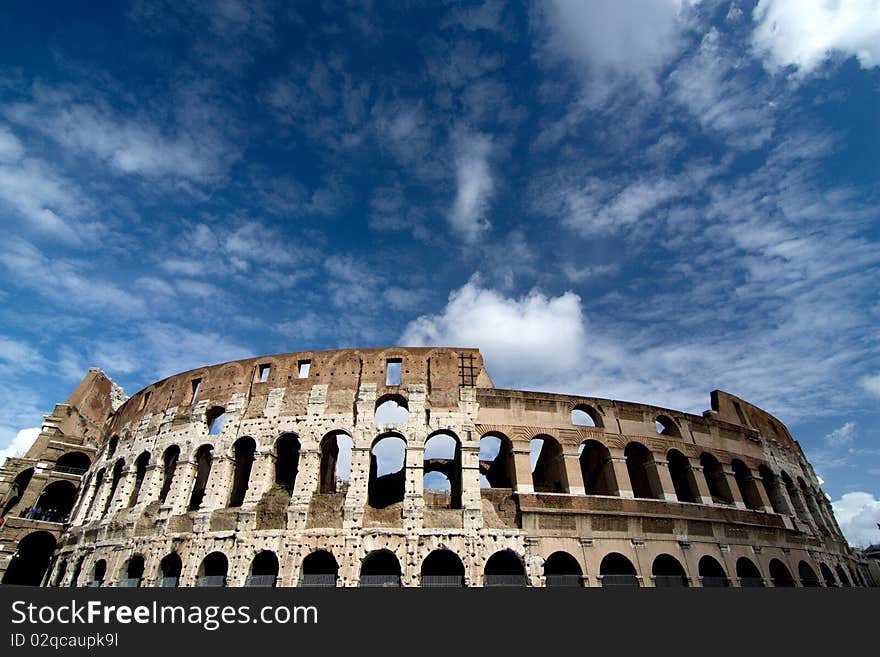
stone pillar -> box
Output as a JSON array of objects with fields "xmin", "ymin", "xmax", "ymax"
[
  {"xmin": 460, "ymin": 444, "xmax": 483, "ymax": 530},
  {"xmin": 607, "ymin": 451, "xmax": 633, "ymax": 498},
  {"xmin": 404, "ymin": 444, "xmax": 425, "ymax": 531},
  {"xmin": 688, "ymin": 461, "xmax": 713, "ymax": 505},
  {"xmin": 166, "ymin": 458, "xmax": 196, "ymax": 516},
  {"xmin": 201, "ymin": 455, "xmax": 232, "ymax": 511},
  {"xmin": 243, "ymin": 451, "xmax": 274, "ymax": 506},
  {"xmin": 563, "ymin": 452, "xmax": 585, "ymax": 495},
  {"xmin": 749, "ymin": 472, "xmax": 775, "ymax": 513},
  {"xmin": 344, "ymin": 446, "xmax": 371, "ymax": 529},
  {"xmin": 72, "ymin": 476, "xmax": 100, "ymax": 525},
  {"xmin": 722, "ymin": 468, "xmax": 747, "ymax": 509},
  {"xmin": 512, "ymin": 449, "xmax": 534, "ymax": 494},
  {"xmin": 649, "ymin": 459, "xmax": 678, "ymax": 501},
  {"xmin": 139, "ymin": 463, "xmax": 163, "ymax": 506}
]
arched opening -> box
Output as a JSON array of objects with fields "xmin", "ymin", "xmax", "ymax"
[
  {"xmin": 423, "ymin": 431, "xmax": 461, "ymax": 508},
  {"xmin": 835, "ymin": 564, "xmax": 851, "ymax": 587},
  {"xmin": 374, "ymin": 395, "xmax": 409, "ymax": 425},
  {"xmin": 228, "ymin": 437, "xmax": 256, "ymax": 508},
  {"xmin": 54, "ymin": 452, "xmax": 91, "ymax": 475},
  {"xmin": 101, "ymin": 459, "xmax": 125, "ymax": 516},
  {"xmin": 543, "ymin": 551, "xmax": 583, "ymax": 587},
  {"xmin": 531, "ymin": 435, "xmax": 568, "ymax": 493},
  {"xmin": 1, "ymin": 531, "xmax": 57, "ymax": 586},
  {"xmin": 196, "ymin": 552, "xmax": 228, "ymax": 587},
  {"xmin": 128, "ymin": 452, "xmax": 150, "ymax": 507},
  {"xmin": 420, "ymin": 550, "xmax": 465, "ymax": 587},
  {"xmin": 667, "ymin": 449, "xmax": 699, "ymax": 503},
  {"xmin": 571, "ymin": 404, "xmax": 602, "ymax": 428},
  {"xmin": 368, "ymin": 434, "xmax": 406, "ymax": 509},
  {"xmin": 89, "ymin": 559, "xmax": 107, "ymax": 587},
  {"xmin": 798, "ymin": 561, "xmax": 820, "ymax": 587},
  {"xmin": 769, "ymin": 559, "xmax": 795, "ymax": 587},
  {"xmin": 68, "ymin": 557, "xmax": 84, "ymax": 588},
  {"xmin": 1, "ymin": 468, "xmax": 33, "ymax": 518},
  {"xmin": 799, "ymin": 477, "xmax": 828, "ymax": 533},
  {"xmin": 698, "ymin": 555, "xmax": 728, "ymax": 587},
  {"xmin": 781, "ymin": 471, "xmax": 809, "ymax": 522},
  {"xmin": 848, "ymin": 565, "xmax": 862, "ymax": 587},
  {"xmin": 819, "ymin": 563, "xmax": 836, "ymax": 587},
  {"xmin": 484, "ymin": 549, "xmax": 526, "ymax": 587},
  {"xmin": 579, "ymin": 440, "xmax": 617, "ymax": 495},
  {"xmin": 599, "ymin": 552, "xmax": 639, "ymax": 587},
  {"xmin": 360, "ymin": 550, "xmax": 401, "ymax": 587},
  {"xmin": 299, "ymin": 550, "xmax": 338, "ymax": 587},
  {"xmin": 655, "ymin": 415, "xmax": 680, "ymax": 437},
  {"xmin": 479, "ymin": 433, "xmax": 514, "ymax": 489},
  {"xmin": 106, "ymin": 435, "xmax": 119, "ymax": 459},
  {"xmin": 319, "ymin": 432, "xmax": 350, "ymax": 494},
  {"xmin": 758, "ymin": 465, "xmax": 788, "ymax": 514},
  {"xmin": 625, "ymin": 442, "xmax": 661, "ymax": 499},
  {"xmin": 652, "ymin": 554, "xmax": 688, "ymax": 587},
  {"xmin": 700, "ymin": 453, "xmax": 733, "ymax": 504},
  {"xmin": 732, "ymin": 460, "xmax": 763, "ymax": 510},
  {"xmin": 157, "ymin": 553, "xmax": 182, "ymax": 588},
  {"xmin": 276, "ymin": 433, "xmax": 301, "ymax": 494},
  {"xmin": 206, "ymin": 406, "xmax": 226, "ymax": 436},
  {"xmin": 246, "ymin": 551, "xmax": 279, "ymax": 587},
  {"xmin": 33, "ymin": 480, "xmax": 77, "ymax": 522},
  {"xmin": 188, "ymin": 444, "xmax": 213, "ymax": 511},
  {"xmin": 158, "ymin": 445, "xmax": 180, "ymax": 504},
  {"xmin": 736, "ymin": 557, "xmax": 764, "ymax": 587},
  {"xmin": 119, "ymin": 555, "xmax": 145, "ymax": 587}
]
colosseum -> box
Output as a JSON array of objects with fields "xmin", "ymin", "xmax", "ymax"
[{"xmin": 0, "ymin": 347, "xmax": 872, "ymax": 588}]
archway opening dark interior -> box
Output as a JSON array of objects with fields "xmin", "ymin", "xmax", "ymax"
[
  {"xmin": 769, "ymin": 559, "xmax": 795, "ymax": 587},
  {"xmin": 55, "ymin": 451, "xmax": 91, "ymax": 475},
  {"xmin": 652, "ymin": 554, "xmax": 688, "ymax": 587},
  {"xmin": 819, "ymin": 563, "xmax": 836, "ymax": 587},
  {"xmin": 158, "ymin": 553, "xmax": 182, "ymax": 588},
  {"xmin": 247, "ymin": 551, "xmax": 279, "ymax": 587},
  {"xmin": 360, "ymin": 550, "xmax": 402, "ymax": 587},
  {"xmin": 479, "ymin": 434, "xmax": 514, "ymax": 489},
  {"xmin": 158, "ymin": 445, "xmax": 179, "ymax": 504},
  {"xmin": 423, "ymin": 432, "xmax": 462, "ymax": 508},
  {"xmin": 599, "ymin": 552, "xmax": 639, "ymax": 587},
  {"xmin": 733, "ymin": 460, "xmax": 763, "ymax": 510},
  {"xmin": 319, "ymin": 431, "xmax": 351, "ymax": 494},
  {"xmin": 667, "ymin": 449, "xmax": 698, "ymax": 503},
  {"xmin": 1, "ymin": 468, "xmax": 33, "ymax": 518},
  {"xmin": 276, "ymin": 433, "xmax": 301, "ymax": 494},
  {"xmin": 229, "ymin": 437, "xmax": 256, "ymax": 508},
  {"xmin": 625, "ymin": 442, "xmax": 660, "ymax": 499},
  {"xmin": 758, "ymin": 465, "xmax": 788, "ymax": 514},
  {"xmin": 698, "ymin": 556, "xmax": 728, "ymax": 587},
  {"xmin": 420, "ymin": 550, "xmax": 465, "ymax": 587},
  {"xmin": 1, "ymin": 531, "xmax": 56, "ymax": 586},
  {"xmin": 101, "ymin": 459, "xmax": 125, "ymax": 516},
  {"xmin": 798, "ymin": 561, "xmax": 820, "ymax": 587},
  {"xmin": 300, "ymin": 550, "xmax": 339, "ymax": 587},
  {"xmin": 484, "ymin": 550, "xmax": 526, "ymax": 587},
  {"xmin": 544, "ymin": 551, "xmax": 582, "ymax": 587},
  {"xmin": 736, "ymin": 557, "xmax": 764, "ymax": 587},
  {"xmin": 368, "ymin": 435, "xmax": 406, "ymax": 509},
  {"xmin": 188, "ymin": 445, "xmax": 213, "ymax": 511},
  {"xmin": 579, "ymin": 440, "xmax": 617, "ymax": 496},
  {"xmin": 128, "ymin": 452, "xmax": 150, "ymax": 507},
  {"xmin": 119, "ymin": 555, "xmax": 145, "ymax": 587},
  {"xmin": 197, "ymin": 551, "xmax": 228, "ymax": 587},
  {"xmin": 34, "ymin": 480, "xmax": 77, "ymax": 522},
  {"xmin": 700, "ymin": 453, "xmax": 733, "ymax": 505},
  {"xmin": 531, "ymin": 436, "xmax": 568, "ymax": 493},
  {"xmin": 90, "ymin": 559, "xmax": 107, "ymax": 588}
]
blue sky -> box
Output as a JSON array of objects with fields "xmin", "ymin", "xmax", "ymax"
[{"xmin": 0, "ymin": 1, "xmax": 878, "ymax": 545}]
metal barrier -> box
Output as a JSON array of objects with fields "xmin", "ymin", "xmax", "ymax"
[
  {"xmin": 484, "ymin": 574, "xmax": 527, "ymax": 587},
  {"xmin": 244, "ymin": 574, "xmax": 277, "ymax": 587},
  {"xmin": 600, "ymin": 574, "xmax": 640, "ymax": 587},
  {"xmin": 195, "ymin": 575, "xmax": 226, "ymax": 588},
  {"xmin": 653, "ymin": 575, "xmax": 689, "ymax": 587},
  {"xmin": 700, "ymin": 576, "xmax": 729, "ymax": 587},
  {"xmin": 420, "ymin": 575, "xmax": 464, "ymax": 587},
  {"xmin": 116, "ymin": 578, "xmax": 141, "ymax": 588},
  {"xmin": 53, "ymin": 465, "xmax": 88, "ymax": 476},
  {"xmin": 298, "ymin": 573, "xmax": 337, "ymax": 587},
  {"xmin": 359, "ymin": 575, "xmax": 401, "ymax": 587},
  {"xmin": 739, "ymin": 577, "xmax": 765, "ymax": 587},
  {"xmin": 156, "ymin": 577, "xmax": 179, "ymax": 588},
  {"xmin": 545, "ymin": 574, "xmax": 582, "ymax": 587}
]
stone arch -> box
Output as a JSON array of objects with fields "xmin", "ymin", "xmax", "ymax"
[
  {"xmin": 360, "ymin": 549, "xmax": 402, "ymax": 587},
  {"xmin": 531, "ymin": 435, "xmax": 568, "ymax": 493},
  {"xmin": 158, "ymin": 445, "xmax": 180, "ymax": 504},
  {"xmin": 1, "ymin": 531, "xmax": 56, "ymax": 586},
  {"xmin": 55, "ymin": 451, "xmax": 91, "ymax": 474},
  {"xmin": 90, "ymin": 559, "xmax": 107, "ymax": 587},
  {"xmin": 579, "ymin": 440, "xmax": 617, "ymax": 495},
  {"xmin": 769, "ymin": 558, "xmax": 795, "ymax": 587},
  {"xmin": 655, "ymin": 414, "xmax": 680, "ymax": 437},
  {"xmin": 424, "ymin": 431, "xmax": 461, "ymax": 508},
  {"xmin": 157, "ymin": 553, "xmax": 182, "ymax": 587},
  {"xmin": 35, "ymin": 480, "xmax": 77, "ymax": 522},
  {"xmin": 599, "ymin": 552, "xmax": 639, "ymax": 587},
  {"xmin": 318, "ymin": 431, "xmax": 350, "ymax": 494},
  {"xmin": 758, "ymin": 465, "xmax": 788, "ymax": 514},
  {"xmin": 119, "ymin": 554, "xmax": 145, "ymax": 587},
  {"xmin": 798, "ymin": 476, "xmax": 828, "ymax": 533},
  {"xmin": 206, "ymin": 406, "xmax": 226, "ymax": 436},
  {"xmin": 698, "ymin": 555, "xmax": 728, "ymax": 587},
  {"xmin": 228, "ymin": 436, "xmax": 256, "ymax": 507},
  {"xmin": 368, "ymin": 433, "xmax": 406, "ymax": 509},
  {"xmin": 84, "ymin": 468, "xmax": 106, "ymax": 519},
  {"xmin": 543, "ymin": 551, "xmax": 583, "ymax": 587},
  {"xmin": 798, "ymin": 560, "xmax": 820, "ymax": 587},
  {"xmin": 197, "ymin": 551, "xmax": 228, "ymax": 587},
  {"xmin": 736, "ymin": 557, "xmax": 764, "ymax": 587},
  {"xmin": 1, "ymin": 467, "xmax": 33, "ymax": 518},
  {"xmin": 732, "ymin": 459, "xmax": 763, "ymax": 510},
  {"xmin": 247, "ymin": 551, "xmax": 279, "ymax": 587},
  {"xmin": 275, "ymin": 433, "xmax": 301, "ymax": 494},
  {"xmin": 819, "ymin": 562, "xmax": 836, "ymax": 587},
  {"xmin": 571, "ymin": 404, "xmax": 603, "ymax": 428},
  {"xmin": 780, "ymin": 471, "xmax": 809, "ymax": 522},
  {"xmin": 479, "ymin": 432, "xmax": 515, "ymax": 489},
  {"xmin": 300, "ymin": 550, "xmax": 339, "ymax": 587},
  {"xmin": 625, "ymin": 442, "xmax": 661, "ymax": 499},
  {"xmin": 188, "ymin": 444, "xmax": 214, "ymax": 511},
  {"xmin": 484, "ymin": 549, "xmax": 527, "ymax": 587},
  {"xmin": 652, "ymin": 553, "xmax": 688, "ymax": 587},
  {"xmin": 106, "ymin": 435, "xmax": 119, "ymax": 459},
  {"xmin": 835, "ymin": 564, "xmax": 851, "ymax": 587},
  {"xmin": 374, "ymin": 394, "xmax": 409, "ymax": 425},
  {"xmin": 128, "ymin": 451, "xmax": 150, "ymax": 507},
  {"xmin": 420, "ymin": 549, "xmax": 465, "ymax": 587},
  {"xmin": 667, "ymin": 449, "xmax": 699, "ymax": 503},
  {"xmin": 700, "ymin": 452, "xmax": 733, "ymax": 504}
]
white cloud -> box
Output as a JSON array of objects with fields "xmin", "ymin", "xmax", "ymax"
[
  {"xmin": 448, "ymin": 131, "xmax": 494, "ymax": 242},
  {"xmin": 0, "ymin": 126, "xmax": 24, "ymax": 162},
  {"xmin": 825, "ymin": 421, "xmax": 857, "ymax": 447},
  {"xmin": 861, "ymin": 373, "xmax": 880, "ymax": 398},
  {"xmin": 752, "ymin": 0, "xmax": 880, "ymax": 75},
  {"xmin": 831, "ymin": 491, "xmax": 880, "ymax": 547},
  {"xmin": 0, "ymin": 427, "xmax": 40, "ymax": 464}
]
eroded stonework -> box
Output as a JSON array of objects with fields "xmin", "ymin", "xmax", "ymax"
[{"xmin": 0, "ymin": 348, "xmax": 873, "ymax": 588}]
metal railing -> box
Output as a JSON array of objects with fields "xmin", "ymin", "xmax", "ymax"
[
  {"xmin": 545, "ymin": 574, "xmax": 582, "ymax": 587},
  {"xmin": 359, "ymin": 575, "xmax": 401, "ymax": 587},
  {"xmin": 298, "ymin": 574, "xmax": 337, "ymax": 588},
  {"xmin": 53, "ymin": 465, "xmax": 88, "ymax": 476},
  {"xmin": 244, "ymin": 575, "xmax": 277, "ymax": 587},
  {"xmin": 484, "ymin": 574, "xmax": 527, "ymax": 587},
  {"xmin": 195, "ymin": 576, "xmax": 226, "ymax": 588},
  {"xmin": 800, "ymin": 578, "xmax": 821, "ymax": 587},
  {"xmin": 600, "ymin": 574, "xmax": 640, "ymax": 587},
  {"xmin": 156, "ymin": 577, "xmax": 179, "ymax": 588},
  {"xmin": 420, "ymin": 575, "xmax": 464, "ymax": 587},
  {"xmin": 117, "ymin": 578, "xmax": 141, "ymax": 588},
  {"xmin": 700, "ymin": 576, "xmax": 729, "ymax": 588},
  {"xmin": 653, "ymin": 575, "xmax": 689, "ymax": 587},
  {"xmin": 739, "ymin": 577, "xmax": 765, "ymax": 588}
]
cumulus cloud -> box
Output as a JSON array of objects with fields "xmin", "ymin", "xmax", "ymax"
[
  {"xmin": 448, "ymin": 131, "xmax": 494, "ymax": 243},
  {"xmin": 831, "ymin": 491, "xmax": 880, "ymax": 547},
  {"xmin": 752, "ymin": 0, "xmax": 880, "ymax": 75},
  {"xmin": 824, "ymin": 421, "xmax": 857, "ymax": 447},
  {"xmin": 0, "ymin": 427, "xmax": 40, "ymax": 464}
]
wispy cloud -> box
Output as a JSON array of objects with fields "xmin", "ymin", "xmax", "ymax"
[{"xmin": 448, "ymin": 130, "xmax": 494, "ymax": 243}]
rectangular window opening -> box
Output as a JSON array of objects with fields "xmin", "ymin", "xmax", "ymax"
[
  {"xmin": 298, "ymin": 360, "xmax": 311, "ymax": 378},
  {"xmin": 386, "ymin": 359, "xmax": 402, "ymax": 386},
  {"xmin": 190, "ymin": 378, "xmax": 201, "ymax": 405},
  {"xmin": 139, "ymin": 391, "xmax": 152, "ymax": 410},
  {"xmin": 257, "ymin": 363, "xmax": 271, "ymax": 383}
]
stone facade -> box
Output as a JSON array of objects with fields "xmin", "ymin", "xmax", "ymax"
[{"xmin": 0, "ymin": 348, "xmax": 870, "ymax": 588}]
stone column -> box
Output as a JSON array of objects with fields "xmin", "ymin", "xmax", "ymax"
[
  {"xmin": 139, "ymin": 463, "xmax": 163, "ymax": 506},
  {"xmin": 722, "ymin": 468, "xmax": 747, "ymax": 509},
  {"xmin": 343, "ymin": 446, "xmax": 371, "ymax": 529},
  {"xmin": 200, "ymin": 455, "xmax": 232, "ymax": 511},
  {"xmin": 460, "ymin": 444, "xmax": 483, "ymax": 530},
  {"xmin": 563, "ymin": 453, "xmax": 585, "ymax": 495},
  {"xmin": 404, "ymin": 444, "xmax": 425, "ymax": 531},
  {"xmin": 749, "ymin": 471, "xmax": 775, "ymax": 513},
  {"xmin": 243, "ymin": 451, "xmax": 274, "ymax": 506},
  {"xmin": 607, "ymin": 450, "xmax": 633, "ymax": 498},
  {"xmin": 649, "ymin": 459, "xmax": 678, "ymax": 501},
  {"xmin": 512, "ymin": 449, "xmax": 534, "ymax": 494},
  {"xmin": 288, "ymin": 449, "xmax": 318, "ymax": 531},
  {"xmin": 688, "ymin": 461, "xmax": 713, "ymax": 505}
]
